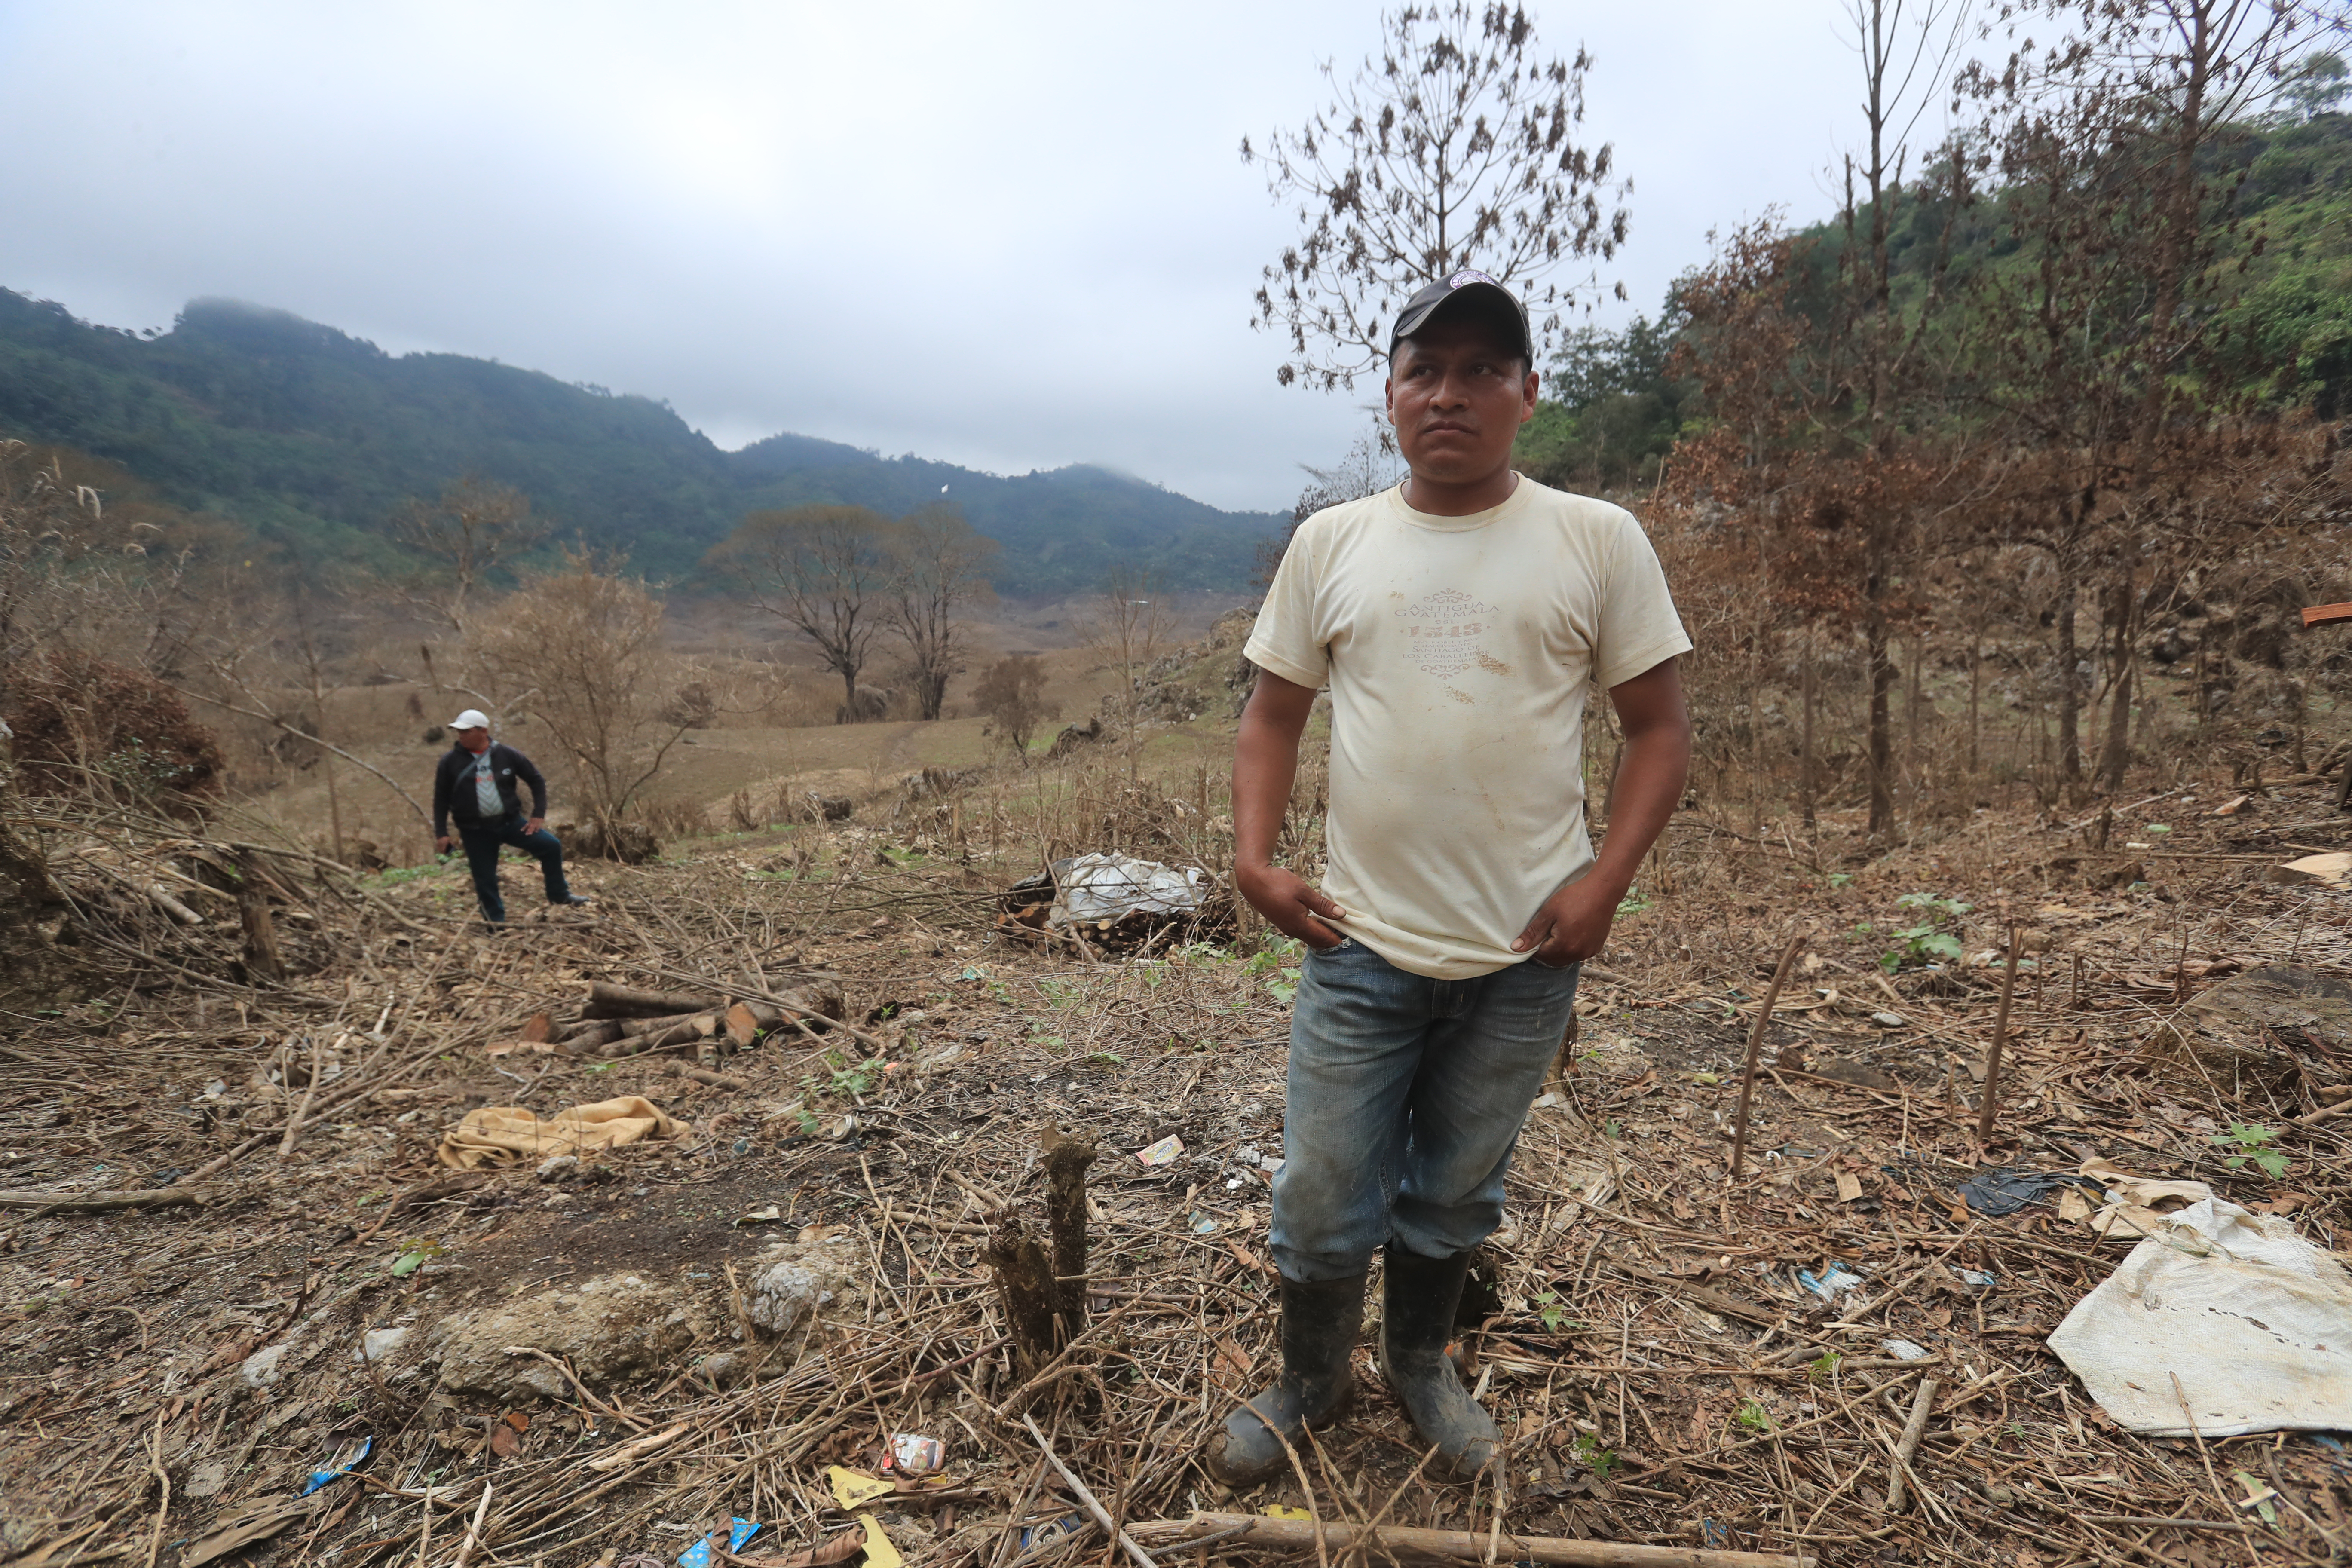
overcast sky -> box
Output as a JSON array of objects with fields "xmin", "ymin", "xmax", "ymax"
[{"xmin": 0, "ymin": 0, "xmax": 1887, "ymax": 512}]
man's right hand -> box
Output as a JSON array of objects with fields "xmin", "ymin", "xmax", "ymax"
[
  {"xmin": 1236, "ymin": 862, "xmax": 1348, "ymax": 950},
  {"xmin": 435, "ymin": 836, "xmax": 451, "ymax": 855}
]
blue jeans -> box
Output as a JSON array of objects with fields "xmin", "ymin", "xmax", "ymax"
[
  {"xmin": 456, "ymin": 815, "xmax": 571, "ymax": 923},
  {"xmin": 1269, "ymin": 939, "xmax": 1580, "ymax": 1282}
]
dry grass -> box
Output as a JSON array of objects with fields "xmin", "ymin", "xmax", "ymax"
[{"xmin": 6, "ymin": 717, "xmax": 2352, "ymax": 1568}]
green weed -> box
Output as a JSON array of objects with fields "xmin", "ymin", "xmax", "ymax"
[
  {"xmin": 2211, "ymin": 1122, "xmax": 2291, "ymax": 1179},
  {"xmin": 1532, "ymin": 1290, "xmax": 1584, "ymax": 1333},
  {"xmin": 1879, "ymin": 892, "xmax": 1972, "ymax": 971}
]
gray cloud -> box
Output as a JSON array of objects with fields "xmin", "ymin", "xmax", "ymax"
[{"xmin": 0, "ymin": 0, "xmax": 1866, "ymax": 511}]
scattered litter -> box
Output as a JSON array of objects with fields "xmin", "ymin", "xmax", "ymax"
[
  {"xmin": 1262, "ymin": 1506, "xmax": 1313, "ymax": 1521},
  {"xmin": 2275, "ymin": 851, "xmax": 2352, "ymax": 888},
  {"xmin": 1956, "ymin": 1268, "xmax": 1997, "ymax": 1292},
  {"xmin": 826, "ymin": 1466, "xmax": 896, "ymax": 1510},
  {"xmin": 436, "ymin": 1096, "xmax": 691, "ymax": 1170},
  {"xmin": 1881, "ymin": 1339, "xmax": 1930, "ymax": 1361},
  {"xmin": 883, "ymin": 1433, "xmax": 944, "ymax": 1474},
  {"xmin": 736, "ymin": 1204, "xmax": 782, "ymax": 1225},
  {"xmin": 1135, "ymin": 1135, "xmax": 1184, "ymax": 1166},
  {"xmin": 2050, "ymin": 1192, "xmax": 2352, "ymax": 1436},
  {"xmin": 675, "ymin": 1520, "xmax": 759, "ymax": 1568},
  {"xmin": 1020, "ymin": 1515, "xmax": 1085, "ymax": 1555},
  {"xmin": 2077, "ymin": 1157, "xmax": 2214, "ymax": 1240},
  {"xmin": 1191, "ymin": 1213, "xmax": 1220, "ymax": 1234},
  {"xmin": 1697, "ymin": 1519, "xmax": 1733, "ymax": 1550},
  {"xmin": 297, "ymin": 1436, "xmax": 371, "ymax": 1496},
  {"xmin": 1955, "ymin": 1167, "xmax": 2092, "ymax": 1217},
  {"xmin": 1048, "ymin": 852, "xmax": 1206, "ymax": 926},
  {"xmin": 1869, "ymin": 1011, "xmax": 1908, "ymax": 1029},
  {"xmin": 1798, "ymin": 1262, "xmax": 1865, "ymax": 1298}
]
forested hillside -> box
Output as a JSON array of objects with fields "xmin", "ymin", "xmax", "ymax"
[
  {"xmin": 0, "ymin": 291, "xmax": 1282, "ymax": 594},
  {"xmin": 1515, "ymin": 107, "xmax": 2352, "ymax": 493}
]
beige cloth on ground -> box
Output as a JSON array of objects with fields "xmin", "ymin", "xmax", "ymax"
[{"xmin": 438, "ymin": 1096, "xmax": 691, "ymax": 1170}]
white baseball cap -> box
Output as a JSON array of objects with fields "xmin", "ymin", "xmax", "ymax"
[{"xmin": 448, "ymin": 709, "xmax": 490, "ymax": 730}]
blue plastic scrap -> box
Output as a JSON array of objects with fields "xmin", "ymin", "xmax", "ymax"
[
  {"xmin": 1021, "ymin": 1515, "xmax": 1085, "ymax": 1554},
  {"xmin": 1797, "ymin": 1262, "xmax": 1866, "ymax": 1299},
  {"xmin": 677, "ymin": 1521, "xmax": 762, "ymax": 1568},
  {"xmin": 298, "ymin": 1436, "xmax": 372, "ymax": 1496}
]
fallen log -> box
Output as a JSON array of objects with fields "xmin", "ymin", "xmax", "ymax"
[
  {"xmin": 616, "ymin": 1010, "xmax": 718, "ymax": 1040},
  {"xmin": 0, "ymin": 1186, "xmax": 213, "ymax": 1214},
  {"xmin": 558, "ymin": 1019, "xmax": 625, "ymax": 1053},
  {"xmin": 585, "ymin": 981, "xmax": 718, "ymax": 1017},
  {"xmin": 727, "ymin": 1000, "xmax": 781, "ymax": 1047},
  {"xmin": 1127, "ymin": 1514, "xmax": 1810, "ymax": 1568}
]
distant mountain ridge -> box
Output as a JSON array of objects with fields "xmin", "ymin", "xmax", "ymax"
[{"xmin": 0, "ymin": 290, "xmax": 1284, "ymax": 594}]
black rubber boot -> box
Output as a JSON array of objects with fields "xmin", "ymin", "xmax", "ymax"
[
  {"xmin": 1204, "ymin": 1272, "xmax": 1366, "ymax": 1486},
  {"xmin": 1378, "ymin": 1245, "xmax": 1498, "ymax": 1480}
]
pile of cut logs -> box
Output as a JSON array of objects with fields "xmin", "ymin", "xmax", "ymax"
[{"xmin": 543, "ymin": 979, "xmax": 847, "ymax": 1063}]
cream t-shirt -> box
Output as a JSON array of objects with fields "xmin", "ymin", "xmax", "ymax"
[{"xmin": 1245, "ymin": 476, "xmax": 1691, "ymax": 980}]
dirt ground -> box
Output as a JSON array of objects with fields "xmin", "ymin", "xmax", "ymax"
[{"xmin": 7, "ymin": 639, "xmax": 2352, "ymax": 1568}]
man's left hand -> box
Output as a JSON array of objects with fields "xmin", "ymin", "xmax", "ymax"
[
  {"xmin": 1511, "ymin": 878, "xmax": 1621, "ymax": 968},
  {"xmin": 525, "ymin": 817, "xmax": 545, "ymax": 836}
]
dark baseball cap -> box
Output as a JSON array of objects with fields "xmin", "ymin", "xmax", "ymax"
[{"xmin": 1390, "ymin": 269, "xmax": 1533, "ymax": 361}]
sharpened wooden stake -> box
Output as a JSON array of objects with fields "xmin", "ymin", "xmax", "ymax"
[
  {"xmin": 1727, "ymin": 928, "xmax": 1807, "ymax": 1179},
  {"xmin": 1976, "ymin": 926, "xmax": 2021, "ymax": 1144}
]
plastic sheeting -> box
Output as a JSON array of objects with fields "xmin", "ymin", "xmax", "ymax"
[
  {"xmin": 1047, "ymin": 852, "xmax": 1206, "ymax": 927},
  {"xmin": 2047, "ymin": 1192, "xmax": 2352, "ymax": 1436}
]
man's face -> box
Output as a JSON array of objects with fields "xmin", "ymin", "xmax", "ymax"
[
  {"xmin": 456, "ymin": 726, "xmax": 491, "ymax": 753},
  {"xmin": 1384, "ymin": 312, "xmax": 1540, "ymax": 487}
]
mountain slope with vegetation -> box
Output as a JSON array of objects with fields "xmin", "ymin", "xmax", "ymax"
[
  {"xmin": 1513, "ymin": 105, "xmax": 2352, "ymax": 496},
  {"xmin": 0, "ymin": 291, "xmax": 1282, "ymax": 594}
]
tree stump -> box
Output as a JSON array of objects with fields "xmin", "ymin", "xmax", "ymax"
[
  {"xmin": 1040, "ymin": 1124, "xmax": 1098, "ymax": 1338},
  {"xmin": 983, "ymin": 1214, "xmax": 1060, "ymax": 1379},
  {"xmin": 236, "ymin": 851, "xmax": 284, "ymax": 983}
]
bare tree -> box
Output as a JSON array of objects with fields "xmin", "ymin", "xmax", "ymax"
[
  {"xmin": 710, "ymin": 505, "xmax": 900, "ymax": 722},
  {"xmin": 470, "ymin": 550, "xmax": 692, "ymax": 832},
  {"xmin": 973, "ymin": 655, "xmax": 1058, "ymax": 763},
  {"xmin": 1950, "ymin": 0, "xmax": 2335, "ymax": 793},
  {"xmin": 389, "ymin": 475, "xmax": 546, "ymax": 635},
  {"xmin": 884, "ymin": 504, "xmax": 998, "ymax": 720},
  {"xmin": 1092, "ymin": 566, "xmax": 1176, "ymax": 778},
  {"xmin": 1833, "ymin": 0, "xmax": 1972, "ymax": 842},
  {"xmin": 1244, "ymin": 1, "xmax": 1630, "ymax": 389}
]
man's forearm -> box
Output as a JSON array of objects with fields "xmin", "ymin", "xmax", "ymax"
[
  {"xmin": 1231, "ymin": 714, "xmax": 1300, "ymax": 872},
  {"xmin": 1587, "ymin": 729, "xmax": 1688, "ymax": 897}
]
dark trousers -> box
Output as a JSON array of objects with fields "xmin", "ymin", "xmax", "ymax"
[{"xmin": 456, "ymin": 815, "xmax": 570, "ymax": 923}]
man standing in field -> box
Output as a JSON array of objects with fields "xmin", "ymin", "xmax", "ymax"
[
  {"xmin": 431, "ymin": 709, "xmax": 591, "ymax": 926},
  {"xmin": 1211, "ymin": 273, "xmax": 1693, "ymax": 1485}
]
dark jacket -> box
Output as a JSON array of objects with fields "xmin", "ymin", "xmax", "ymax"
[{"xmin": 433, "ymin": 743, "xmax": 548, "ymax": 836}]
